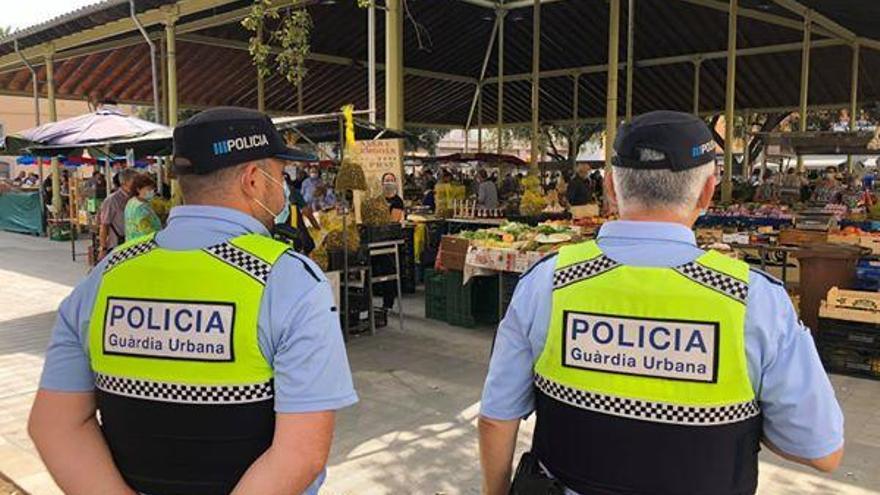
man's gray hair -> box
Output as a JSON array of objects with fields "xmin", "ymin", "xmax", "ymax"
[
  {"xmin": 118, "ymin": 168, "xmax": 140, "ymax": 185},
  {"xmin": 612, "ymin": 159, "xmax": 714, "ymax": 214}
]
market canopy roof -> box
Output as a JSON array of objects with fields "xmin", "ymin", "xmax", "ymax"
[
  {"xmin": 1, "ymin": 0, "xmax": 880, "ymax": 127},
  {"xmin": 5, "ymin": 105, "xmax": 172, "ymax": 156},
  {"xmin": 273, "ymin": 112, "xmax": 408, "ymax": 144}
]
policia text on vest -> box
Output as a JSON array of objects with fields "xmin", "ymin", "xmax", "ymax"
[{"xmin": 564, "ymin": 312, "xmax": 718, "ymax": 382}]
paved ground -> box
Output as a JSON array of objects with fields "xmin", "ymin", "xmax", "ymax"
[{"xmin": 0, "ymin": 231, "xmax": 878, "ymax": 495}]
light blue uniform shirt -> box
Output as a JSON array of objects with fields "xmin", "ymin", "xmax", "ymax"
[
  {"xmin": 40, "ymin": 205, "xmax": 358, "ymax": 495},
  {"xmin": 481, "ymin": 221, "xmax": 844, "ymax": 462}
]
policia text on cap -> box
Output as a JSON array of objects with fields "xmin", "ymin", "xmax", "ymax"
[
  {"xmin": 28, "ymin": 108, "xmax": 357, "ymax": 495},
  {"xmin": 479, "ymin": 111, "xmax": 844, "ymax": 495}
]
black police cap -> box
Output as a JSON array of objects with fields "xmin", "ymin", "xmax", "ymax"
[
  {"xmin": 172, "ymin": 107, "xmax": 315, "ymax": 175},
  {"xmin": 613, "ymin": 111, "xmax": 716, "ymax": 172}
]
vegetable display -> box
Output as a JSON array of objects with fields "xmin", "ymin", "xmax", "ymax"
[{"xmin": 457, "ymin": 221, "xmax": 582, "ymax": 253}]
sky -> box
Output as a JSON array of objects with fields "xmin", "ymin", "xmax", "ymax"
[{"xmin": 9, "ymin": 0, "xmax": 98, "ymax": 31}]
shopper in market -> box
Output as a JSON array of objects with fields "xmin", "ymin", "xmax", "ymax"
[
  {"xmin": 97, "ymin": 167, "xmax": 138, "ymax": 259},
  {"xmin": 479, "ymin": 110, "xmax": 844, "ymax": 495},
  {"xmin": 29, "ymin": 107, "xmax": 357, "ymax": 495},
  {"xmin": 566, "ymin": 162, "xmax": 595, "ymax": 217},
  {"xmin": 301, "ymin": 165, "xmax": 322, "ymax": 203},
  {"xmin": 123, "ymin": 173, "xmax": 162, "ymax": 241},
  {"xmin": 382, "ymin": 172, "xmax": 406, "ymax": 222},
  {"xmin": 477, "ymin": 169, "xmax": 499, "ymax": 209}
]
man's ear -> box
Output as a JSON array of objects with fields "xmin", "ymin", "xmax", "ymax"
[
  {"xmin": 697, "ymin": 172, "xmax": 717, "ymax": 210},
  {"xmin": 239, "ymin": 162, "xmax": 261, "ymax": 196},
  {"xmin": 604, "ymin": 170, "xmax": 617, "ymax": 208}
]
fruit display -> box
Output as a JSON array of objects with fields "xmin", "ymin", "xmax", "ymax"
[
  {"xmin": 457, "ymin": 221, "xmax": 582, "ymax": 253},
  {"xmin": 710, "ymin": 203, "xmax": 793, "ymax": 219},
  {"xmin": 519, "ymin": 174, "xmax": 547, "ymax": 216},
  {"xmin": 435, "ymin": 183, "xmax": 466, "ymax": 218},
  {"xmin": 323, "ymin": 227, "xmax": 361, "ymax": 253},
  {"xmin": 335, "ymin": 158, "xmax": 367, "ymax": 191},
  {"xmin": 361, "ymin": 194, "xmax": 392, "ymax": 226},
  {"xmin": 310, "ymin": 246, "xmax": 329, "ymax": 271}
]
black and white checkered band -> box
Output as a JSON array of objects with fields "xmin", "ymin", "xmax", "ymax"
[
  {"xmin": 674, "ymin": 262, "xmax": 749, "ymax": 304},
  {"xmin": 535, "ymin": 374, "xmax": 760, "ymax": 426},
  {"xmin": 553, "ymin": 255, "xmax": 621, "ymax": 290},
  {"xmin": 95, "ymin": 373, "xmax": 273, "ymax": 405},
  {"xmin": 104, "ymin": 240, "xmax": 159, "ymax": 274},
  {"xmin": 203, "ymin": 242, "xmax": 272, "ymax": 285}
]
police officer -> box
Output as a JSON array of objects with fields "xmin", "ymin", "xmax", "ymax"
[
  {"xmin": 479, "ymin": 111, "xmax": 844, "ymax": 495},
  {"xmin": 29, "ymin": 107, "xmax": 358, "ymax": 495}
]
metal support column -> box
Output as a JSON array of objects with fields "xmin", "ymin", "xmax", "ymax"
[
  {"xmin": 164, "ymin": 9, "xmax": 180, "ymax": 204},
  {"xmin": 743, "ymin": 109, "xmax": 751, "ymax": 178},
  {"xmin": 368, "ymin": 2, "xmax": 377, "ymax": 123},
  {"xmin": 722, "ymin": 0, "xmax": 738, "ymax": 203},
  {"xmin": 46, "ymin": 44, "xmax": 62, "ymax": 215},
  {"xmin": 530, "ymin": 0, "xmax": 541, "ymax": 167},
  {"xmin": 497, "ymin": 8, "xmax": 506, "ymax": 155},
  {"xmin": 477, "ymin": 84, "xmax": 483, "ymax": 152},
  {"xmin": 797, "ymin": 14, "xmax": 811, "ymax": 172},
  {"xmin": 848, "ymin": 42, "xmax": 860, "ymax": 172},
  {"xmin": 625, "ymin": 0, "xmax": 635, "ymax": 121},
  {"xmin": 165, "ymin": 13, "xmax": 178, "ymax": 126},
  {"xmin": 256, "ymin": 24, "xmax": 265, "ymax": 112},
  {"xmin": 572, "ymin": 73, "xmax": 580, "ymax": 167},
  {"xmin": 605, "ymin": 0, "xmax": 621, "ymax": 169},
  {"xmin": 385, "ymin": 0, "xmax": 405, "ymax": 131},
  {"xmin": 692, "ymin": 58, "xmax": 701, "ymax": 115}
]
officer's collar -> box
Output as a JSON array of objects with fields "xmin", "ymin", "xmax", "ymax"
[
  {"xmin": 165, "ymin": 205, "xmax": 270, "ymax": 237},
  {"xmin": 597, "ymin": 220, "xmax": 696, "ymax": 246}
]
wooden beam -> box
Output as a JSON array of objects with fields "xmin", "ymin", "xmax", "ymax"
[{"xmin": 0, "ymin": 0, "xmax": 242, "ymax": 72}]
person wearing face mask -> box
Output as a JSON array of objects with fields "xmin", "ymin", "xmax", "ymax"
[
  {"xmin": 29, "ymin": 108, "xmax": 358, "ymax": 495},
  {"xmin": 301, "ymin": 166, "xmax": 322, "ymax": 204},
  {"xmin": 382, "ymin": 173, "xmax": 406, "ymax": 222},
  {"xmin": 123, "ymin": 173, "xmax": 162, "ymax": 241}
]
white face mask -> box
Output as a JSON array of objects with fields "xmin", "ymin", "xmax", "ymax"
[
  {"xmin": 142, "ymin": 189, "xmax": 155, "ymax": 201},
  {"xmin": 310, "ymin": 172, "xmax": 319, "ymax": 179}
]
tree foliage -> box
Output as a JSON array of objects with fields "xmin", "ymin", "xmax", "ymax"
[
  {"xmin": 404, "ymin": 127, "xmax": 451, "ymax": 156},
  {"xmin": 495, "ymin": 124, "xmax": 604, "ymax": 164},
  {"xmin": 242, "ymin": 1, "xmax": 312, "ymax": 85}
]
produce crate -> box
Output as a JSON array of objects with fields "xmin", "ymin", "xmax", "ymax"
[
  {"xmin": 818, "ymin": 317, "xmax": 880, "ymax": 352},
  {"xmin": 360, "ymin": 224, "xmax": 403, "ymax": 244},
  {"xmin": 500, "ymin": 272, "xmax": 520, "ymax": 317},
  {"xmin": 401, "ymin": 226, "xmax": 417, "ymax": 294},
  {"xmin": 424, "ymin": 269, "xmax": 447, "ymax": 321},
  {"xmin": 328, "ymin": 248, "xmax": 368, "ymax": 271},
  {"xmin": 439, "ymin": 236, "xmax": 470, "ymax": 271},
  {"xmin": 374, "ymin": 307, "xmax": 388, "ymax": 329},
  {"xmin": 778, "ymin": 228, "xmax": 828, "ymax": 246},
  {"xmin": 856, "ymin": 259, "xmax": 880, "ymax": 291},
  {"xmin": 820, "ymin": 344, "xmax": 880, "ymax": 380},
  {"xmin": 472, "ymin": 276, "xmax": 500, "ymax": 325},
  {"xmin": 444, "ymin": 270, "xmax": 475, "ymax": 328},
  {"xmin": 820, "ymin": 287, "xmax": 880, "ymax": 324}
]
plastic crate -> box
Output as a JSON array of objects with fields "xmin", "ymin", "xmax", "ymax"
[
  {"xmin": 374, "ymin": 307, "xmax": 388, "ymax": 329},
  {"xmin": 424, "ymin": 269, "xmax": 447, "ymax": 321},
  {"xmin": 472, "ymin": 276, "xmax": 500, "ymax": 325},
  {"xmin": 444, "ymin": 270, "xmax": 476, "ymax": 328},
  {"xmin": 818, "ymin": 318, "xmax": 880, "ymax": 351},
  {"xmin": 360, "ymin": 224, "xmax": 403, "ymax": 244},
  {"xmin": 820, "ymin": 344, "xmax": 880, "ymax": 379}
]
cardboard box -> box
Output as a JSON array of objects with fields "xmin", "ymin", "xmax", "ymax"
[
  {"xmin": 440, "ymin": 236, "xmax": 470, "ymax": 271},
  {"xmin": 778, "ymin": 229, "xmax": 827, "ymax": 246}
]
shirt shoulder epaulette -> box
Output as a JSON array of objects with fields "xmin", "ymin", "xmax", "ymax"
[{"xmin": 749, "ymin": 268, "xmax": 784, "ymax": 288}]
